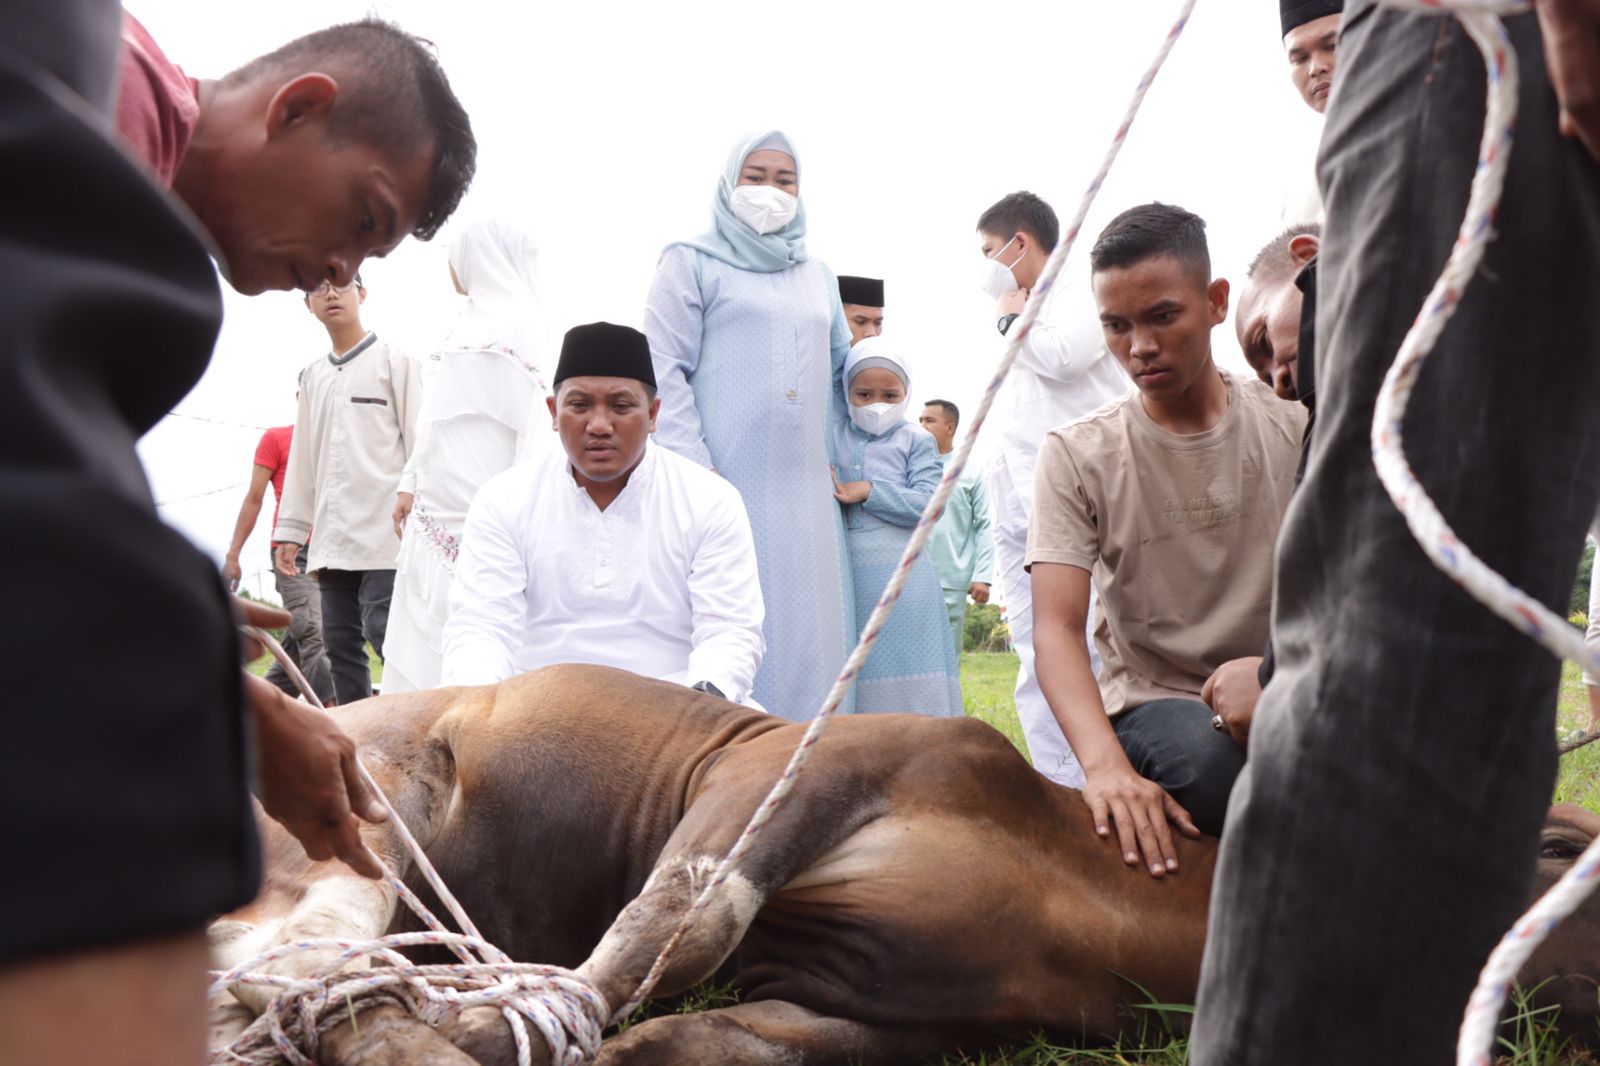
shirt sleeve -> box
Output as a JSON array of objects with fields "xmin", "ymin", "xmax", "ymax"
[
  {"xmin": 272, "ymin": 383, "xmax": 314, "ymax": 545},
  {"xmin": 439, "ymin": 483, "xmax": 527, "ymax": 687},
  {"xmin": 1014, "ymin": 299, "xmax": 1109, "ymax": 385},
  {"xmin": 862, "ymin": 428, "xmax": 940, "ymax": 528},
  {"xmin": 392, "ymin": 347, "xmax": 423, "ymax": 481},
  {"xmin": 969, "ymin": 471, "xmax": 996, "ymax": 585},
  {"xmin": 827, "ymin": 275, "xmax": 852, "ymax": 467},
  {"xmin": 684, "ymin": 484, "xmax": 767, "ymax": 704},
  {"xmin": 1025, "ymin": 430, "xmax": 1098, "ymax": 572},
  {"xmin": 253, "ymin": 429, "xmax": 278, "ymax": 471},
  {"xmin": 644, "ymin": 245, "xmax": 712, "ymax": 467}
]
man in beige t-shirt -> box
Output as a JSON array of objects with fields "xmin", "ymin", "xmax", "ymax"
[{"xmin": 1028, "ymin": 203, "xmax": 1306, "ymax": 880}]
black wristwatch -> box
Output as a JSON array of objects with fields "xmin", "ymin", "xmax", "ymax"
[
  {"xmin": 997, "ymin": 313, "xmax": 1019, "ymax": 336},
  {"xmin": 691, "ymin": 680, "xmax": 726, "ymax": 700}
]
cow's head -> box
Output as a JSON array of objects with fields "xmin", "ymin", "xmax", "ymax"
[{"xmin": 1519, "ymin": 804, "xmax": 1600, "ymax": 1045}]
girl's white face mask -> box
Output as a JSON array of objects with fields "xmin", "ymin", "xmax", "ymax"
[
  {"xmin": 978, "ymin": 236, "xmax": 1023, "ymax": 300},
  {"xmin": 730, "ymin": 184, "xmax": 799, "ymax": 235},
  {"xmin": 849, "ymin": 399, "xmax": 908, "ymax": 437}
]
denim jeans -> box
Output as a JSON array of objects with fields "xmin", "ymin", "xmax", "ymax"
[
  {"xmin": 316, "ymin": 568, "xmax": 394, "ymax": 705},
  {"xmin": 1192, "ymin": 5, "xmax": 1600, "ymax": 1063},
  {"xmin": 1113, "ymin": 698, "xmax": 1245, "ymax": 838},
  {"xmin": 264, "ymin": 545, "xmax": 335, "ymax": 704}
]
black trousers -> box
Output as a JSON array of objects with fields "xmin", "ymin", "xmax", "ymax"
[
  {"xmin": 0, "ymin": 0, "xmax": 256, "ymax": 962},
  {"xmin": 1114, "ymin": 698, "xmax": 1245, "ymax": 838},
  {"xmin": 317, "ymin": 568, "xmax": 394, "ymax": 704},
  {"xmin": 1192, "ymin": 4, "xmax": 1600, "ymax": 1063}
]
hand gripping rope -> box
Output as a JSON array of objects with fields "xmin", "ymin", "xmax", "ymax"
[
  {"xmin": 1351, "ymin": 2, "xmax": 1600, "ymax": 1063},
  {"xmin": 210, "ymin": 5, "xmax": 1204, "ymax": 1061}
]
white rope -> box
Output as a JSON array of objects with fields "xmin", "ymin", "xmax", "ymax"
[
  {"xmin": 1336, "ymin": 1, "xmax": 1600, "ymax": 1061},
  {"xmin": 212, "ymin": 629, "xmax": 608, "ymax": 1066},
  {"xmin": 615, "ymin": 0, "xmax": 1201, "ymax": 1020}
]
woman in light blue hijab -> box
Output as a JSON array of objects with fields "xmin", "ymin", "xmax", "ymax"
[{"xmin": 645, "ymin": 130, "xmax": 855, "ymax": 721}]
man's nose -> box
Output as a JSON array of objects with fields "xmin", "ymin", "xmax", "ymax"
[
  {"xmin": 320, "ymin": 254, "xmax": 358, "ymax": 290},
  {"xmin": 1129, "ymin": 327, "xmax": 1159, "ymax": 359}
]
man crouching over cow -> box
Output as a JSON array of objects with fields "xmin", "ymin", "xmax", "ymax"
[
  {"xmin": 439, "ymin": 322, "xmax": 766, "ymax": 705},
  {"xmin": 1029, "ymin": 203, "xmax": 1308, "ymax": 877}
]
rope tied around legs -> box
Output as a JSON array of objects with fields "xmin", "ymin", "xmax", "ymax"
[{"xmin": 211, "ymin": 629, "xmax": 609, "ymax": 1066}]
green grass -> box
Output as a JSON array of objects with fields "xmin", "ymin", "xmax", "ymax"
[{"xmin": 247, "ymin": 642, "xmax": 382, "ymax": 686}]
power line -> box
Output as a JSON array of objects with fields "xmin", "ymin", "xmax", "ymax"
[
  {"xmin": 155, "ymin": 476, "xmax": 246, "ymax": 505},
  {"xmin": 165, "ymin": 410, "xmax": 274, "ymax": 432}
]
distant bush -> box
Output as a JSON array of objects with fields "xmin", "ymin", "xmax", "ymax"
[
  {"xmin": 964, "ymin": 602, "xmax": 1010, "ymax": 653},
  {"xmin": 1574, "ymin": 541, "xmax": 1596, "ymax": 618}
]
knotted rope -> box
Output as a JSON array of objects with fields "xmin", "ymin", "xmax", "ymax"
[
  {"xmin": 210, "ymin": 630, "xmax": 608, "ymax": 1066},
  {"xmin": 1353, "ymin": 2, "xmax": 1600, "ymax": 1062}
]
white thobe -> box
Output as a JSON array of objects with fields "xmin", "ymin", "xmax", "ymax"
[
  {"xmin": 989, "ymin": 276, "xmax": 1129, "ymax": 788},
  {"xmin": 274, "ymin": 333, "xmax": 422, "ymax": 571},
  {"xmin": 440, "ymin": 442, "xmax": 766, "ymax": 702}
]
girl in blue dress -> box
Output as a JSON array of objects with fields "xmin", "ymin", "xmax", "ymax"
[{"xmin": 830, "ymin": 338, "xmax": 964, "ymax": 716}]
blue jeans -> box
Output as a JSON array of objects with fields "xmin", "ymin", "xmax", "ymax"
[
  {"xmin": 1113, "ymin": 699, "xmax": 1245, "ymax": 838},
  {"xmin": 1192, "ymin": 4, "xmax": 1600, "ymax": 1063}
]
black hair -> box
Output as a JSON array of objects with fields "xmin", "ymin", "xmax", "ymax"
[
  {"xmin": 924, "ymin": 399, "xmax": 960, "ymax": 425},
  {"xmin": 976, "ymin": 191, "xmax": 1060, "ymax": 252},
  {"xmin": 1246, "ymin": 221, "xmax": 1323, "ymax": 284},
  {"xmin": 226, "ymin": 19, "xmax": 475, "ymax": 241},
  {"xmin": 1089, "ymin": 202, "xmax": 1210, "ymax": 282}
]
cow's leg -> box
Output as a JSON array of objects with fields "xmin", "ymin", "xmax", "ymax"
[
  {"xmin": 595, "ymin": 1000, "xmax": 963, "ymax": 1066},
  {"xmin": 574, "ymin": 737, "xmax": 890, "ymax": 1016},
  {"xmin": 210, "ymin": 732, "xmax": 475, "ymax": 1065}
]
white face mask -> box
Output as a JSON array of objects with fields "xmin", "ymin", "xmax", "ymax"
[
  {"xmin": 849, "ymin": 399, "xmax": 908, "ymax": 437},
  {"xmin": 729, "ymin": 184, "xmax": 799, "ymax": 235},
  {"xmin": 978, "ymin": 236, "xmax": 1023, "ymax": 300}
]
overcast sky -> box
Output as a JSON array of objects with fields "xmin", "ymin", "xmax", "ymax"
[{"xmin": 131, "ymin": 0, "xmax": 1323, "ymax": 600}]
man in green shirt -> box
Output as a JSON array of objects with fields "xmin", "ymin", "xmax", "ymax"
[{"xmin": 919, "ymin": 399, "xmax": 995, "ymax": 657}]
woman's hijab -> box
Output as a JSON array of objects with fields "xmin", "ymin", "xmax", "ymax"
[
  {"xmin": 669, "ymin": 129, "xmax": 808, "ymax": 274},
  {"xmin": 445, "ymin": 217, "xmax": 544, "ymax": 364}
]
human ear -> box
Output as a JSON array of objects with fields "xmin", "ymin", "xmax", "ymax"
[
  {"xmin": 265, "ymin": 73, "xmax": 339, "ymax": 139},
  {"xmin": 1208, "ymin": 277, "xmax": 1231, "ymax": 324},
  {"xmin": 547, "ymin": 395, "xmax": 558, "ymax": 428},
  {"xmin": 648, "ymin": 396, "xmax": 662, "ymax": 432},
  {"xmin": 1288, "ymin": 233, "xmax": 1321, "ymax": 267}
]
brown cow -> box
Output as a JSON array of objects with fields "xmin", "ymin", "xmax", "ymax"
[{"xmin": 208, "ymin": 666, "xmax": 1600, "ymax": 1064}]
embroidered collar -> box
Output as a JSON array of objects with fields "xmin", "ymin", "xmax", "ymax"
[{"xmin": 328, "ymin": 332, "xmax": 378, "ymax": 367}]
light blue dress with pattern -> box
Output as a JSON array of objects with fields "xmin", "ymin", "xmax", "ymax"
[
  {"xmin": 646, "ymin": 244, "xmax": 856, "ymax": 720},
  {"xmin": 831, "ymin": 417, "xmax": 963, "ymax": 716}
]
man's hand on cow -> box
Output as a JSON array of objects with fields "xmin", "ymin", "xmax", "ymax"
[
  {"xmin": 1200, "ymin": 656, "xmax": 1264, "ymax": 750},
  {"xmin": 245, "ymin": 672, "xmax": 388, "ymax": 879},
  {"xmin": 1081, "ymin": 763, "xmax": 1201, "ymax": 879},
  {"xmin": 969, "ymin": 581, "xmax": 991, "ymax": 604},
  {"xmin": 830, "ymin": 467, "xmax": 872, "ymax": 505},
  {"xmin": 392, "ymin": 491, "xmax": 414, "ymax": 540},
  {"xmin": 1537, "ymin": 0, "xmax": 1600, "ymax": 162},
  {"xmin": 274, "ymin": 541, "xmax": 301, "ymax": 576}
]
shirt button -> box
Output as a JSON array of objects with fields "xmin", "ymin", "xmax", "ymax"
[{"xmin": 785, "ymin": 389, "xmax": 797, "ymax": 400}]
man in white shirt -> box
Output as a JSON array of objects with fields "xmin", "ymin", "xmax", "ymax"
[
  {"xmin": 976, "ymin": 191, "xmax": 1129, "ymax": 788},
  {"xmin": 274, "ymin": 274, "xmax": 421, "ymax": 704},
  {"xmin": 442, "ymin": 322, "xmax": 765, "ymax": 702}
]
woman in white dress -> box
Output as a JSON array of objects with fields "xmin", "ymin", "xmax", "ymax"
[{"xmin": 382, "ymin": 218, "xmax": 549, "ymax": 692}]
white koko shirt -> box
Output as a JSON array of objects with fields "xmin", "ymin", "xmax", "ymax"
[
  {"xmin": 274, "ymin": 333, "xmax": 422, "ymax": 571},
  {"xmin": 993, "ymin": 273, "xmax": 1130, "ymax": 515},
  {"xmin": 440, "ymin": 441, "xmax": 766, "ymax": 702}
]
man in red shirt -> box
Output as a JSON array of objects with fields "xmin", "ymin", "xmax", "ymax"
[
  {"xmin": 0, "ymin": 4, "xmax": 475, "ymax": 1064},
  {"xmin": 222, "ymin": 421, "xmax": 336, "ymax": 705}
]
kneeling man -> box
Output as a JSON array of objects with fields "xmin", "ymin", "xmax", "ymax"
[
  {"xmin": 441, "ymin": 322, "xmax": 765, "ymax": 703},
  {"xmin": 1029, "ymin": 203, "xmax": 1307, "ymax": 877}
]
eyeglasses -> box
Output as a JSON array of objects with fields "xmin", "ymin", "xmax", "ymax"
[{"xmin": 307, "ymin": 275, "xmax": 364, "ymax": 297}]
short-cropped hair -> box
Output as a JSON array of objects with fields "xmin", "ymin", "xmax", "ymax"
[
  {"xmin": 977, "ymin": 191, "xmax": 1060, "ymax": 253},
  {"xmin": 1089, "ymin": 202, "xmax": 1210, "ymax": 282}
]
